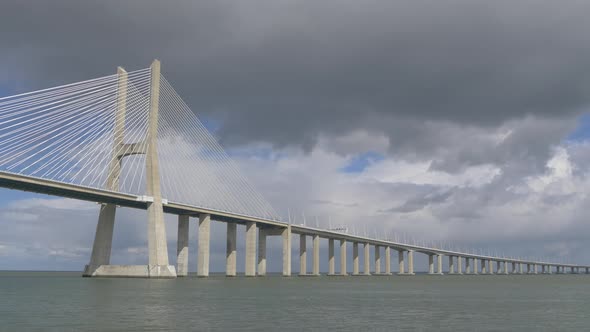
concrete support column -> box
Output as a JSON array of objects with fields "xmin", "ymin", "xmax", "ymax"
[
  {"xmin": 481, "ymin": 259, "xmax": 487, "ymax": 274},
  {"xmin": 197, "ymin": 214, "xmax": 210, "ymax": 277},
  {"xmin": 496, "ymin": 261, "xmax": 501, "ymax": 274},
  {"xmin": 473, "ymin": 258, "xmax": 479, "ymax": 274},
  {"xmin": 226, "ymin": 222, "xmax": 237, "ymax": 277},
  {"xmin": 519, "ymin": 263, "xmax": 524, "ymax": 274},
  {"xmin": 84, "ymin": 68, "xmax": 128, "ymax": 277},
  {"xmin": 408, "ymin": 250, "xmax": 415, "ymax": 275},
  {"xmin": 526, "ymin": 264, "xmax": 531, "ymax": 274},
  {"xmin": 85, "ymin": 204, "xmax": 116, "ymax": 275},
  {"xmin": 312, "ymin": 235, "xmax": 320, "ymax": 276},
  {"xmin": 398, "ymin": 250, "xmax": 405, "ymax": 274},
  {"xmin": 437, "ymin": 254, "xmax": 443, "ymax": 274},
  {"xmin": 586, "ymin": 267, "xmax": 589, "ymax": 274},
  {"xmin": 176, "ymin": 215, "xmax": 189, "ymax": 277},
  {"xmin": 245, "ymin": 221, "xmax": 257, "ymax": 277},
  {"xmin": 299, "ymin": 235, "xmax": 307, "ymax": 275},
  {"xmin": 504, "ymin": 261, "xmax": 509, "ymax": 274},
  {"xmin": 384, "ymin": 247, "xmax": 391, "ymax": 275},
  {"xmin": 465, "ymin": 257, "xmax": 471, "ymax": 274},
  {"xmin": 534, "ymin": 264, "xmax": 538, "ymax": 274},
  {"xmin": 548, "ymin": 265, "xmax": 552, "ymax": 274},
  {"xmin": 282, "ymin": 226, "xmax": 291, "ymax": 276},
  {"xmin": 374, "ymin": 246, "xmax": 381, "ymax": 274},
  {"xmin": 145, "ymin": 60, "xmax": 172, "ymax": 275},
  {"xmin": 340, "ymin": 240, "xmax": 347, "ymax": 275},
  {"xmin": 363, "ymin": 243, "xmax": 371, "ymax": 275},
  {"xmin": 428, "ymin": 255, "xmax": 434, "ymax": 274},
  {"xmin": 488, "ymin": 260, "xmax": 494, "ymax": 274},
  {"xmin": 257, "ymin": 228, "xmax": 267, "ymax": 276},
  {"xmin": 457, "ymin": 256, "xmax": 463, "ymax": 274},
  {"xmin": 512, "ymin": 262, "xmax": 517, "ymax": 274},
  {"xmin": 328, "ymin": 239, "xmax": 335, "ymax": 275},
  {"xmin": 449, "ymin": 256, "xmax": 455, "ymax": 274},
  {"xmin": 353, "ymin": 242, "xmax": 359, "ymax": 275}
]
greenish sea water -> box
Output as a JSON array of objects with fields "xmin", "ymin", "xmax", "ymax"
[{"xmin": 0, "ymin": 271, "xmax": 588, "ymax": 331}]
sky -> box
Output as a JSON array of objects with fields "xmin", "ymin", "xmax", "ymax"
[{"xmin": 1, "ymin": 0, "xmax": 590, "ymax": 272}]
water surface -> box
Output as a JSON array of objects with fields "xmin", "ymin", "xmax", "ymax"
[{"xmin": 0, "ymin": 272, "xmax": 588, "ymax": 331}]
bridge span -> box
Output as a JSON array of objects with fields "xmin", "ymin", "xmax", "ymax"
[{"xmin": 0, "ymin": 60, "xmax": 586, "ymax": 278}]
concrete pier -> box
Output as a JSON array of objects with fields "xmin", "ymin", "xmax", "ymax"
[
  {"xmin": 176, "ymin": 215, "xmax": 189, "ymax": 277},
  {"xmin": 512, "ymin": 262, "xmax": 517, "ymax": 274},
  {"xmin": 384, "ymin": 247, "xmax": 391, "ymax": 275},
  {"xmin": 504, "ymin": 261, "xmax": 509, "ymax": 274},
  {"xmin": 197, "ymin": 214, "xmax": 210, "ymax": 277},
  {"xmin": 473, "ymin": 258, "xmax": 479, "ymax": 274},
  {"xmin": 363, "ymin": 243, "xmax": 371, "ymax": 275},
  {"xmin": 245, "ymin": 221, "xmax": 257, "ymax": 277},
  {"xmin": 408, "ymin": 250, "xmax": 415, "ymax": 275},
  {"xmin": 449, "ymin": 256, "xmax": 455, "ymax": 274},
  {"xmin": 428, "ymin": 255, "xmax": 435, "ymax": 274},
  {"xmin": 481, "ymin": 259, "xmax": 487, "ymax": 274},
  {"xmin": 374, "ymin": 245, "xmax": 381, "ymax": 274},
  {"xmin": 282, "ymin": 226, "xmax": 291, "ymax": 276},
  {"xmin": 398, "ymin": 250, "xmax": 405, "ymax": 274},
  {"xmin": 465, "ymin": 257, "xmax": 471, "ymax": 274},
  {"xmin": 226, "ymin": 222, "xmax": 237, "ymax": 277},
  {"xmin": 437, "ymin": 254, "xmax": 443, "ymax": 274},
  {"xmin": 353, "ymin": 242, "xmax": 359, "ymax": 275},
  {"xmin": 488, "ymin": 260, "xmax": 494, "ymax": 274},
  {"xmin": 519, "ymin": 263, "xmax": 524, "ymax": 274},
  {"xmin": 534, "ymin": 264, "xmax": 538, "ymax": 274},
  {"xmin": 496, "ymin": 261, "xmax": 501, "ymax": 274},
  {"xmin": 312, "ymin": 235, "xmax": 320, "ymax": 276},
  {"xmin": 257, "ymin": 228, "xmax": 267, "ymax": 276},
  {"xmin": 340, "ymin": 240, "xmax": 347, "ymax": 275},
  {"xmin": 299, "ymin": 235, "xmax": 307, "ymax": 275},
  {"xmin": 457, "ymin": 256, "xmax": 463, "ymax": 274},
  {"xmin": 328, "ymin": 239, "xmax": 335, "ymax": 275}
]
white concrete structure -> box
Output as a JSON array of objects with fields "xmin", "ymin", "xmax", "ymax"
[
  {"xmin": 245, "ymin": 222, "xmax": 257, "ymax": 277},
  {"xmin": 384, "ymin": 247, "xmax": 391, "ymax": 275},
  {"xmin": 282, "ymin": 226, "xmax": 291, "ymax": 276},
  {"xmin": 176, "ymin": 215, "xmax": 189, "ymax": 277},
  {"xmin": 328, "ymin": 239, "xmax": 335, "ymax": 275},
  {"xmin": 374, "ymin": 246, "xmax": 381, "ymax": 274},
  {"xmin": 226, "ymin": 223, "xmax": 237, "ymax": 277},
  {"xmin": 352, "ymin": 242, "xmax": 359, "ymax": 275},
  {"xmin": 257, "ymin": 228, "xmax": 267, "ymax": 276},
  {"xmin": 299, "ymin": 235, "xmax": 307, "ymax": 276},
  {"xmin": 364, "ymin": 243, "xmax": 371, "ymax": 276},
  {"xmin": 312, "ymin": 235, "xmax": 320, "ymax": 276},
  {"xmin": 197, "ymin": 214, "xmax": 210, "ymax": 277},
  {"xmin": 340, "ymin": 240, "xmax": 347, "ymax": 276},
  {"xmin": 397, "ymin": 250, "xmax": 405, "ymax": 275}
]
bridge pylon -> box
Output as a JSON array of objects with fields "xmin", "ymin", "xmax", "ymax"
[{"xmin": 83, "ymin": 60, "xmax": 176, "ymax": 278}]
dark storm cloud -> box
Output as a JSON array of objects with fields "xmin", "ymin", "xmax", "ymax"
[
  {"xmin": 385, "ymin": 188, "xmax": 454, "ymax": 213},
  {"xmin": 1, "ymin": 0, "xmax": 589, "ymax": 161}
]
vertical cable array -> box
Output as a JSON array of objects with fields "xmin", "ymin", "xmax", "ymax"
[
  {"xmin": 158, "ymin": 75, "xmax": 281, "ymax": 221},
  {"xmin": 0, "ymin": 68, "xmax": 151, "ymax": 194},
  {"xmin": 0, "ymin": 66, "xmax": 281, "ymax": 221}
]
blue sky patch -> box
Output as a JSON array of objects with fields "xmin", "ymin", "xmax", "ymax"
[
  {"xmin": 567, "ymin": 113, "xmax": 590, "ymax": 142},
  {"xmin": 340, "ymin": 151, "xmax": 385, "ymax": 173}
]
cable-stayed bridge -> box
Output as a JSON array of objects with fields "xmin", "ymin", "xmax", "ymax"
[{"xmin": 0, "ymin": 60, "xmax": 586, "ymax": 278}]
